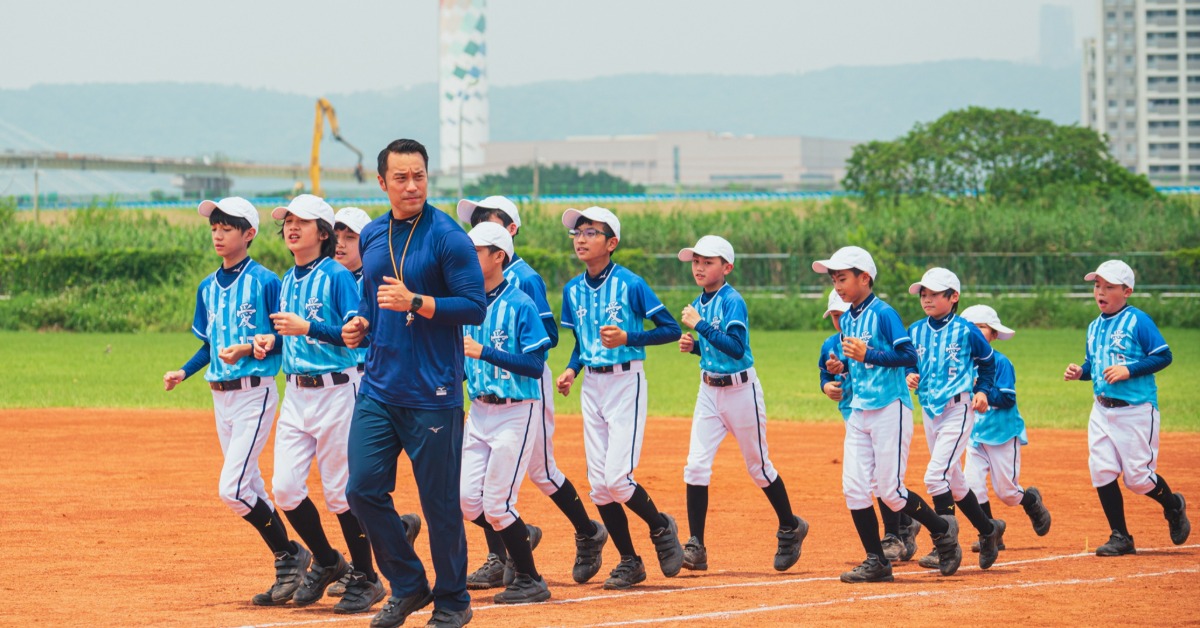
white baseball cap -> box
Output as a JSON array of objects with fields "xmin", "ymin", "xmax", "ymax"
[
  {"xmin": 678, "ymin": 235, "xmax": 736, "ymax": 264},
  {"xmin": 909, "ymin": 267, "xmax": 962, "ymax": 295},
  {"xmin": 198, "ymin": 197, "xmax": 260, "ymax": 231},
  {"xmin": 960, "ymin": 304, "xmax": 1016, "ymax": 340},
  {"xmin": 467, "ymin": 221, "xmax": 514, "ymax": 261},
  {"xmin": 457, "ymin": 195, "xmax": 521, "ymax": 228},
  {"xmin": 272, "ymin": 194, "xmax": 335, "ymax": 228},
  {"xmin": 1085, "ymin": 259, "xmax": 1136, "ymax": 289},
  {"xmin": 823, "ymin": 290, "xmax": 851, "ymax": 318},
  {"xmin": 334, "ymin": 207, "xmax": 372, "ymax": 234},
  {"xmin": 562, "ymin": 206, "xmax": 621, "ymax": 240},
  {"xmin": 811, "ymin": 246, "xmax": 877, "ymax": 280}
]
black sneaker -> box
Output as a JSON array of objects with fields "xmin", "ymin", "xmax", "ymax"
[
  {"xmin": 294, "ymin": 552, "xmax": 350, "ymax": 606},
  {"xmin": 971, "ymin": 539, "xmax": 1007, "ymax": 553},
  {"xmin": 775, "ymin": 516, "xmax": 809, "ymax": 571},
  {"xmin": 334, "ymin": 571, "xmax": 387, "ymax": 614},
  {"xmin": 370, "ymin": 586, "xmax": 434, "ymax": 628},
  {"xmin": 840, "ymin": 554, "xmax": 894, "ymax": 583},
  {"xmin": 650, "ymin": 512, "xmax": 684, "ymax": 577},
  {"xmin": 252, "ymin": 543, "xmax": 312, "ymax": 606},
  {"xmin": 881, "ymin": 534, "xmax": 904, "ymax": 563},
  {"xmin": 682, "ymin": 536, "xmax": 708, "ymax": 571},
  {"xmin": 572, "ymin": 520, "xmax": 609, "ymax": 583},
  {"xmin": 603, "ymin": 555, "xmax": 647, "ymax": 590},
  {"xmin": 898, "ymin": 517, "xmax": 922, "ymax": 561},
  {"xmin": 977, "ymin": 519, "xmax": 1006, "ymax": 570},
  {"xmin": 932, "ymin": 515, "xmax": 963, "ymax": 576},
  {"xmin": 426, "ymin": 606, "xmax": 473, "ymax": 628},
  {"xmin": 1096, "ymin": 530, "xmax": 1136, "ymax": 557},
  {"xmin": 503, "ymin": 524, "xmax": 542, "ymax": 587},
  {"xmin": 1023, "ymin": 487, "xmax": 1052, "ymax": 536},
  {"xmin": 1166, "ymin": 493, "xmax": 1191, "ymax": 545},
  {"xmin": 327, "ymin": 562, "xmax": 354, "ymax": 597},
  {"xmin": 466, "ymin": 554, "xmax": 505, "ymax": 590},
  {"xmin": 917, "ymin": 548, "xmax": 939, "ymax": 569},
  {"xmin": 493, "ymin": 572, "xmax": 552, "ymax": 604}
]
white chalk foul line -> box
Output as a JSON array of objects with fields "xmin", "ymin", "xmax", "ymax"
[{"xmin": 230, "ymin": 544, "xmax": 1200, "ymax": 628}]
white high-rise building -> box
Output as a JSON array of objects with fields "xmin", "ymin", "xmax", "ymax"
[
  {"xmin": 1083, "ymin": 0, "xmax": 1200, "ymax": 183},
  {"xmin": 438, "ymin": 0, "xmax": 489, "ymax": 176}
]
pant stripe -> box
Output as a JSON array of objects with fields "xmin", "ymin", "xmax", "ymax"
[
  {"xmin": 536, "ymin": 373, "xmax": 561, "ymax": 491},
  {"xmin": 939, "ymin": 404, "xmax": 970, "ymax": 488},
  {"xmin": 628, "ymin": 373, "xmax": 643, "ymax": 488},
  {"xmin": 504, "ymin": 403, "xmax": 536, "ymax": 518},
  {"xmin": 236, "ymin": 387, "xmax": 272, "ymax": 511},
  {"xmin": 1146, "ymin": 406, "xmax": 1159, "ymax": 483},
  {"xmin": 752, "ymin": 382, "xmax": 769, "ymax": 485},
  {"xmin": 1011, "ymin": 438, "xmax": 1022, "ymax": 495},
  {"xmin": 893, "ymin": 402, "xmax": 905, "ymax": 502}
]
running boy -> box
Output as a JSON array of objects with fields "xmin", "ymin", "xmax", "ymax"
[
  {"xmin": 333, "ymin": 206, "xmax": 372, "ymax": 372},
  {"xmin": 162, "ymin": 197, "xmax": 308, "ymax": 605},
  {"xmin": 457, "ymin": 196, "xmax": 608, "ymax": 588},
  {"xmin": 1064, "ymin": 260, "xmax": 1190, "ymax": 555},
  {"xmin": 555, "ymin": 206, "xmax": 685, "ymax": 590},
  {"xmin": 460, "ymin": 222, "xmax": 553, "ymax": 604},
  {"xmin": 251, "ymin": 194, "xmax": 384, "ymax": 613},
  {"xmin": 811, "ymin": 246, "xmax": 963, "ymax": 583},
  {"xmin": 676, "ymin": 236, "xmax": 808, "ymax": 572},
  {"xmin": 960, "ymin": 304, "xmax": 1052, "ymax": 552}
]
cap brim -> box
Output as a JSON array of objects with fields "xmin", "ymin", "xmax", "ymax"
[
  {"xmin": 910, "ymin": 281, "xmax": 956, "ymax": 294},
  {"xmin": 271, "ymin": 206, "xmax": 289, "ymax": 220},
  {"xmin": 992, "ymin": 324, "xmax": 1016, "ymax": 340},
  {"xmin": 678, "ymin": 248, "xmax": 696, "ymax": 262},
  {"xmin": 197, "ymin": 199, "xmax": 219, "ymax": 217},
  {"xmin": 457, "ymin": 199, "xmax": 479, "ymax": 225},
  {"xmin": 561, "ymin": 208, "xmax": 584, "ymax": 230},
  {"xmin": 812, "ymin": 259, "xmax": 854, "ymax": 274}
]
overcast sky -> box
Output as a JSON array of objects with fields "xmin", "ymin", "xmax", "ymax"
[{"xmin": 2, "ymin": 0, "xmax": 1097, "ymax": 95}]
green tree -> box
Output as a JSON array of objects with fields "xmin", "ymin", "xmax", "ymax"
[{"xmin": 464, "ymin": 164, "xmax": 645, "ymax": 197}]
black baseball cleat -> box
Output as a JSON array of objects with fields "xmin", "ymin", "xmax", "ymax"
[
  {"xmin": 917, "ymin": 549, "xmax": 939, "ymax": 569},
  {"xmin": 977, "ymin": 519, "xmax": 1006, "ymax": 570},
  {"xmin": 898, "ymin": 517, "xmax": 921, "ymax": 561},
  {"xmin": 1166, "ymin": 493, "xmax": 1191, "ymax": 545},
  {"xmin": 1096, "ymin": 530, "xmax": 1136, "ymax": 557},
  {"xmin": 603, "ymin": 555, "xmax": 648, "ymax": 590},
  {"xmin": 650, "ymin": 513, "xmax": 685, "ymax": 577},
  {"xmin": 493, "ymin": 572, "xmax": 552, "ymax": 604},
  {"xmin": 334, "ymin": 571, "xmax": 387, "ymax": 614},
  {"xmin": 572, "ymin": 520, "xmax": 609, "ymax": 583},
  {"xmin": 370, "ymin": 585, "xmax": 434, "ymax": 628},
  {"xmin": 932, "ymin": 515, "xmax": 963, "ymax": 576},
  {"xmin": 425, "ymin": 606, "xmax": 473, "ymax": 628},
  {"xmin": 252, "ymin": 543, "xmax": 312, "ymax": 606},
  {"xmin": 466, "ymin": 553, "xmax": 505, "ymax": 590},
  {"xmin": 682, "ymin": 536, "xmax": 708, "ymax": 571},
  {"xmin": 840, "ymin": 553, "xmax": 894, "ymax": 583},
  {"xmin": 881, "ymin": 534, "xmax": 905, "ymax": 563},
  {"xmin": 503, "ymin": 524, "xmax": 542, "ymax": 587},
  {"xmin": 327, "ymin": 562, "xmax": 354, "ymax": 597},
  {"xmin": 1023, "ymin": 487, "xmax": 1052, "ymax": 537},
  {"xmin": 774, "ymin": 516, "xmax": 809, "ymax": 571},
  {"xmin": 294, "ymin": 552, "xmax": 351, "ymax": 606}
]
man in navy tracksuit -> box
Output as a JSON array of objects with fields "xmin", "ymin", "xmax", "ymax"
[{"xmin": 342, "ymin": 139, "xmax": 486, "ymax": 628}]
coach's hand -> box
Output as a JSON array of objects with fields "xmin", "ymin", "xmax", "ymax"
[
  {"xmin": 342, "ymin": 316, "xmax": 369, "ymax": 348},
  {"xmin": 463, "ymin": 335, "xmax": 483, "ymax": 360},
  {"xmin": 378, "ymin": 276, "xmax": 415, "ymax": 312},
  {"xmin": 270, "ymin": 312, "xmax": 310, "ymax": 336},
  {"xmin": 906, "ymin": 372, "xmax": 920, "ymax": 391},
  {"xmin": 218, "ymin": 343, "xmax": 251, "ymax": 365},
  {"xmin": 842, "ymin": 336, "xmax": 867, "ymax": 362},
  {"xmin": 680, "ymin": 305, "xmax": 701, "ymax": 329},
  {"xmin": 599, "ymin": 325, "xmax": 628, "ymax": 348},
  {"xmin": 163, "ymin": 369, "xmax": 185, "ymax": 392},
  {"xmin": 252, "ymin": 334, "xmax": 275, "ymax": 359},
  {"xmin": 971, "ymin": 391, "xmax": 989, "ymax": 413},
  {"xmin": 1102, "ymin": 364, "xmax": 1131, "ymax": 384},
  {"xmin": 823, "ymin": 380, "xmax": 843, "ymax": 401},
  {"xmin": 1063, "ymin": 363, "xmax": 1083, "ymax": 381},
  {"xmin": 556, "ymin": 369, "xmax": 576, "ymax": 397},
  {"xmin": 679, "ymin": 333, "xmax": 694, "ymax": 353},
  {"xmin": 825, "ymin": 350, "xmax": 844, "ymax": 375}
]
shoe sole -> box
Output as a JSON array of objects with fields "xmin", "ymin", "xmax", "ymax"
[
  {"xmin": 369, "ymin": 592, "xmax": 434, "ymax": 628},
  {"xmin": 840, "ymin": 573, "xmax": 895, "ymax": 583},
  {"xmin": 682, "ymin": 560, "xmax": 708, "ymax": 571},
  {"xmin": 1096, "ymin": 547, "xmax": 1136, "ymax": 557},
  {"xmin": 334, "ymin": 585, "xmax": 388, "ymax": 614},
  {"xmin": 602, "ymin": 576, "xmax": 646, "ymax": 590},
  {"xmin": 466, "ymin": 579, "xmax": 503, "ymax": 590},
  {"xmin": 493, "ymin": 589, "xmax": 552, "ymax": 604},
  {"xmin": 294, "ymin": 561, "xmax": 351, "ymax": 607}
]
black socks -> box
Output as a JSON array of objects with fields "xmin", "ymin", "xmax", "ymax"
[
  {"xmin": 980, "ymin": 499, "xmax": 994, "ymax": 519},
  {"xmin": 878, "ymin": 498, "xmax": 900, "ymax": 536},
  {"xmin": 904, "ymin": 492, "xmax": 950, "ymax": 535},
  {"xmin": 956, "ymin": 490, "xmax": 996, "ymax": 536},
  {"xmin": 337, "ymin": 510, "xmax": 376, "ymax": 582},
  {"xmin": 498, "ymin": 518, "xmax": 540, "ymax": 580},
  {"xmin": 932, "ymin": 491, "xmax": 956, "ymax": 516},
  {"xmin": 1147, "ymin": 475, "xmax": 1181, "ymax": 512},
  {"xmin": 597, "ymin": 502, "xmax": 637, "ymax": 557},
  {"xmin": 686, "ymin": 484, "xmax": 709, "ymax": 543},
  {"xmin": 549, "ymin": 479, "xmax": 597, "ymax": 536},
  {"xmin": 624, "ymin": 484, "xmax": 669, "ymax": 531},
  {"xmin": 851, "ymin": 507, "xmax": 886, "ymax": 560},
  {"xmin": 762, "ymin": 476, "xmax": 797, "ymax": 529},
  {"xmin": 1097, "ymin": 480, "xmax": 1129, "ymax": 536},
  {"xmin": 283, "ymin": 498, "xmax": 339, "ymax": 567},
  {"xmin": 243, "ymin": 498, "xmax": 292, "ymax": 555},
  {"xmin": 472, "ymin": 515, "xmax": 509, "ymax": 559}
]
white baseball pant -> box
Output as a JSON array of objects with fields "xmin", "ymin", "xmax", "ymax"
[
  {"xmin": 843, "ymin": 399, "xmax": 913, "ymax": 512},
  {"xmin": 922, "ymin": 396, "xmax": 975, "ymax": 501},
  {"xmin": 460, "ymin": 398, "xmax": 539, "ymax": 530},
  {"xmin": 528, "ymin": 364, "xmax": 568, "ymax": 495},
  {"xmin": 581, "ymin": 361, "xmax": 647, "ymax": 506},
  {"xmin": 272, "ymin": 369, "xmax": 361, "ymax": 513},
  {"xmin": 212, "ymin": 380, "xmax": 279, "ymax": 516},
  {"xmin": 965, "ymin": 438, "xmax": 1026, "ymax": 507},
  {"xmin": 1089, "ymin": 400, "xmax": 1160, "ymax": 494},
  {"xmin": 683, "ymin": 368, "xmax": 778, "ymax": 488}
]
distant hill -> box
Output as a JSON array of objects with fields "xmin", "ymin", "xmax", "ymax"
[{"xmin": 0, "ymin": 59, "xmax": 1080, "ymax": 171}]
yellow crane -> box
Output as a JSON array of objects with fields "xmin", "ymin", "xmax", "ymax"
[{"xmin": 311, "ymin": 98, "xmax": 364, "ymax": 196}]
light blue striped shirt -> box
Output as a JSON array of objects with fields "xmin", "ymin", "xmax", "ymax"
[
  {"xmin": 561, "ymin": 264, "xmax": 666, "ymax": 367},
  {"xmin": 191, "ymin": 259, "xmax": 282, "ymax": 381},
  {"xmin": 1083, "ymin": 306, "xmax": 1169, "ymax": 407},
  {"xmin": 909, "ymin": 314, "xmax": 995, "ymax": 417},
  {"xmin": 279, "ymin": 257, "xmax": 360, "ymax": 376},
  {"xmin": 839, "ymin": 294, "xmax": 913, "ymax": 411},
  {"xmin": 465, "ymin": 284, "xmax": 551, "ymax": 400}
]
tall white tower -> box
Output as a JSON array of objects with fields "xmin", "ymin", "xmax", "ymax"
[{"xmin": 438, "ymin": 0, "xmax": 489, "ymax": 176}]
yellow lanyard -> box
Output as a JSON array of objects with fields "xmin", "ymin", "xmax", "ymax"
[{"xmin": 387, "ymin": 209, "xmax": 423, "ymax": 324}]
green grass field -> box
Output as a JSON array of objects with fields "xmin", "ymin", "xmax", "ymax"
[{"xmin": 2, "ymin": 329, "xmax": 1196, "ymax": 430}]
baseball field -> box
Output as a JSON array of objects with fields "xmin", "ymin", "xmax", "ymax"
[{"xmin": 2, "ymin": 328, "xmax": 1198, "ymax": 626}]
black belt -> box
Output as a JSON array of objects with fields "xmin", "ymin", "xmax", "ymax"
[
  {"xmin": 951, "ymin": 391, "xmax": 971, "ymax": 404},
  {"xmin": 356, "ymin": 363, "xmax": 365, "ymax": 373},
  {"xmin": 702, "ymin": 371, "xmax": 749, "ymax": 387},
  {"xmin": 477, "ymin": 394, "xmax": 520, "ymax": 405},
  {"xmin": 209, "ymin": 376, "xmax": 262, "ymax": 392},
  {"xmin": 288, "ymin": 371, "xmax": 351, "ymax": 388},
  {"xmin": 1097, "ymin": 396, "xmax": 1130, "ymax": 409},
  {"xmin": 587, "ymin": 362, "xmax": 632, "ymax": 374}
]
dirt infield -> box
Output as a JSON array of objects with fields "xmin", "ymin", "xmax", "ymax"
[{"xmin": 2, "ymin": 408, "xmax": 1197, "ymax": 627}]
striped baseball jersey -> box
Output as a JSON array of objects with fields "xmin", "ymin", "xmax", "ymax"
[
  {"xmin": 1082, "ymin": 305, "xmax": 1169, "ymax": 407},
  {"xmin": 191, "ymin": 258, "xmax": 282, "ymax": 381},
  {"xmin": 909, "ymin": 313, "xmax": 995, "ymax": 417},
  {"xmin": 819, "ymin": 332, "xmax": 853, "ymax": 420},
  {"xmin": 504, "ymin": 253, "xmax": 557, "ymax": 360},
  {"xmin": 971, "ymin": 351, "xmax": 1028, "ymax": 447},
  {"xmin": 351, "ymin": 267, "xmax": 367, "ymax": 365},
  {"xmin": 464, "ymin": 282, "xmax": 551, "ymax": 400},
  {"xmin": 691, "ymin": 283, "xmax": 754, "ymax": 375},
  {"xmin": 839, "ymin": 293, "xmax": 913, "ymax": 411},
  {"xmin": 279, "ymin": 257, "xmax": 360, "ymax": 375},
  {"xmin": 561, "ymin": 263, "xmax": 666, "ymax": 367}
]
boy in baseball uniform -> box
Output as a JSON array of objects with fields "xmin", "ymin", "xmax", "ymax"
[
  {"xmin": 162, "ymin": 197, "xmax": 308, "ymax": 605},
  {"xmin": 676, "ymin": 236, "xmax": 808, "ymax": 572},
  {"xmin": 334, "ymin": 206, "xmax": 372, "ymax": 373},
  {"xmin": 960, "ymin": 304, "xmax": 1052, "ymax": 553},
  {"xmin": 460, "ymin": 222, "xmax": 554, "ymax": 604},
  {"xmin": 1064, "ymin": 260, "xmax": 1190, "ymax": 555},
  {"xmin": 458, "ymin": 196, "xmax": 608, "ymax": 588},
  {"xmin": 555, "ymin": 206, "xmax": 685, "ymax": 590},
  {"xmin": 812, "ymin": 246, "xmax": 963, "ymax": 583},
  {"xmin": 251, "ymin": 195, "xmax": 387, "ymax": 613},
  {"xmin": 905, "ymin": 268, "xmax": 1005, "ymax": 572}
]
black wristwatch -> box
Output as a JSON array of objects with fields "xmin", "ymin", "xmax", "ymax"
[{"xmin": 409, "ymin": 294, "xmax": 424, "ymax": 313}]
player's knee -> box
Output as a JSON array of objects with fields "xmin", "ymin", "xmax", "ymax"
[
  {"xmin": 845, "ymin": 495, "xmax": 874, "ymax": 510},
  {"xmin": 879, "ymin": 493, "xmax": 908, "ymax": 513},
  {"xmin": 996, "ymin": 488, "xmax": 1023, "ymax": 507},
  {"xmin": 530, "ymin": 474, "xmax": 559, "ymax": 496},
  {"xmin": 1124, "ymin": 473, "xmax": 1156, "ymax": 495},
  {"xmin": 484, "ymin": 508, "xmax": 516, "ymax": 531},
  {"xmin": 218, "ymin": 490, "xmax": 252, "ymax": 516},
  {"xmin": 589, "ymin": 485, "xmax": 614, "ymax": 506},
  {"xmin": 323, "ymin": 492, "xmax": 348, "ymax": 514},
  {"xmin": 608, "ymin": 481, "xmax": 636, "ymax": 504},
  {"xmin": 683, "ymin": 465, "xmax": 711, "ymax": 487},
  {"xmin": 460, "ymin": 496, "xmax": 483, "ymax": 522}
]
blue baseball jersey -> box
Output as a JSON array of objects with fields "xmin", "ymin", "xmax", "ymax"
[
  {"xmin": 909, "ymin": 314, "xmax": 994, "ymax": 417},
  {"xmin": 279, "ymin": 257, "xmax": 360, "ymax": 375},
  {"xmin": 561, "ymin": 264, "xmax": 665, "ymax": 367},
  {"xmin": 1083, "ymin": 305, "xmax": 1169, "ymax": 407},
  {"xmin": 351, "ymin": 267, "xmax": 367, "ymax": 365},
  {"xmin": 504, "ymin": 253, "xmax": 557, "ymax": 360},
  {"xmin": 971, "ymin": 350, "xmax": 1027, "ymax": 447},
  {"xmin": 464, "ymin": 284, "xmax": 551, "ymax": 400},
  {"xmin": 691, "ymin": 283, "xmax": 754, "ymax": 374},
  {"xmin": 191, "ymin": 259, "xmax": 282, "ymax": 381},
  {"xmin": 819, "ymin": 332, "xmax": 853, "ymax": 420},
  {"xmin": 839, "ymin": 294, "xmax": 913, "ymax": 411}
]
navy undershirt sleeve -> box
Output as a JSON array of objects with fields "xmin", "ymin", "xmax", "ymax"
[
  {"xmin": 567, "ymin": 329, "xmax": 583, "ymax": 374},
  {"xmin": 865, "ymin": 340, "xmax": 918, "ymax": 368},
  {"xmin": 694, "ymin": 320, "xmax": 747, "ymax": 360},
  {"xmin": 181, "ymin": 343, "xmax": 211, "ymax": 379},
  {"xmin": 480, "ymin": 347, "xmax": 544, "ymax": 380},
  {"xmin": 431, "ymin": 230, "xmax": 487, "ymax": 326},
  {"xmin": 1127, "ymin": 348, "xmax": 1173, "ymax": 378},
  {"xmin": 626, "ymin": 307, "xmax": 682, "ymax": 347},
  {"xmin": 305, "ymin": 321, "xmax": 348, "ymax": 346},
  {"xmin": 986, "ymin": 388, "xmax": 1017, "ymax": 410}
]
